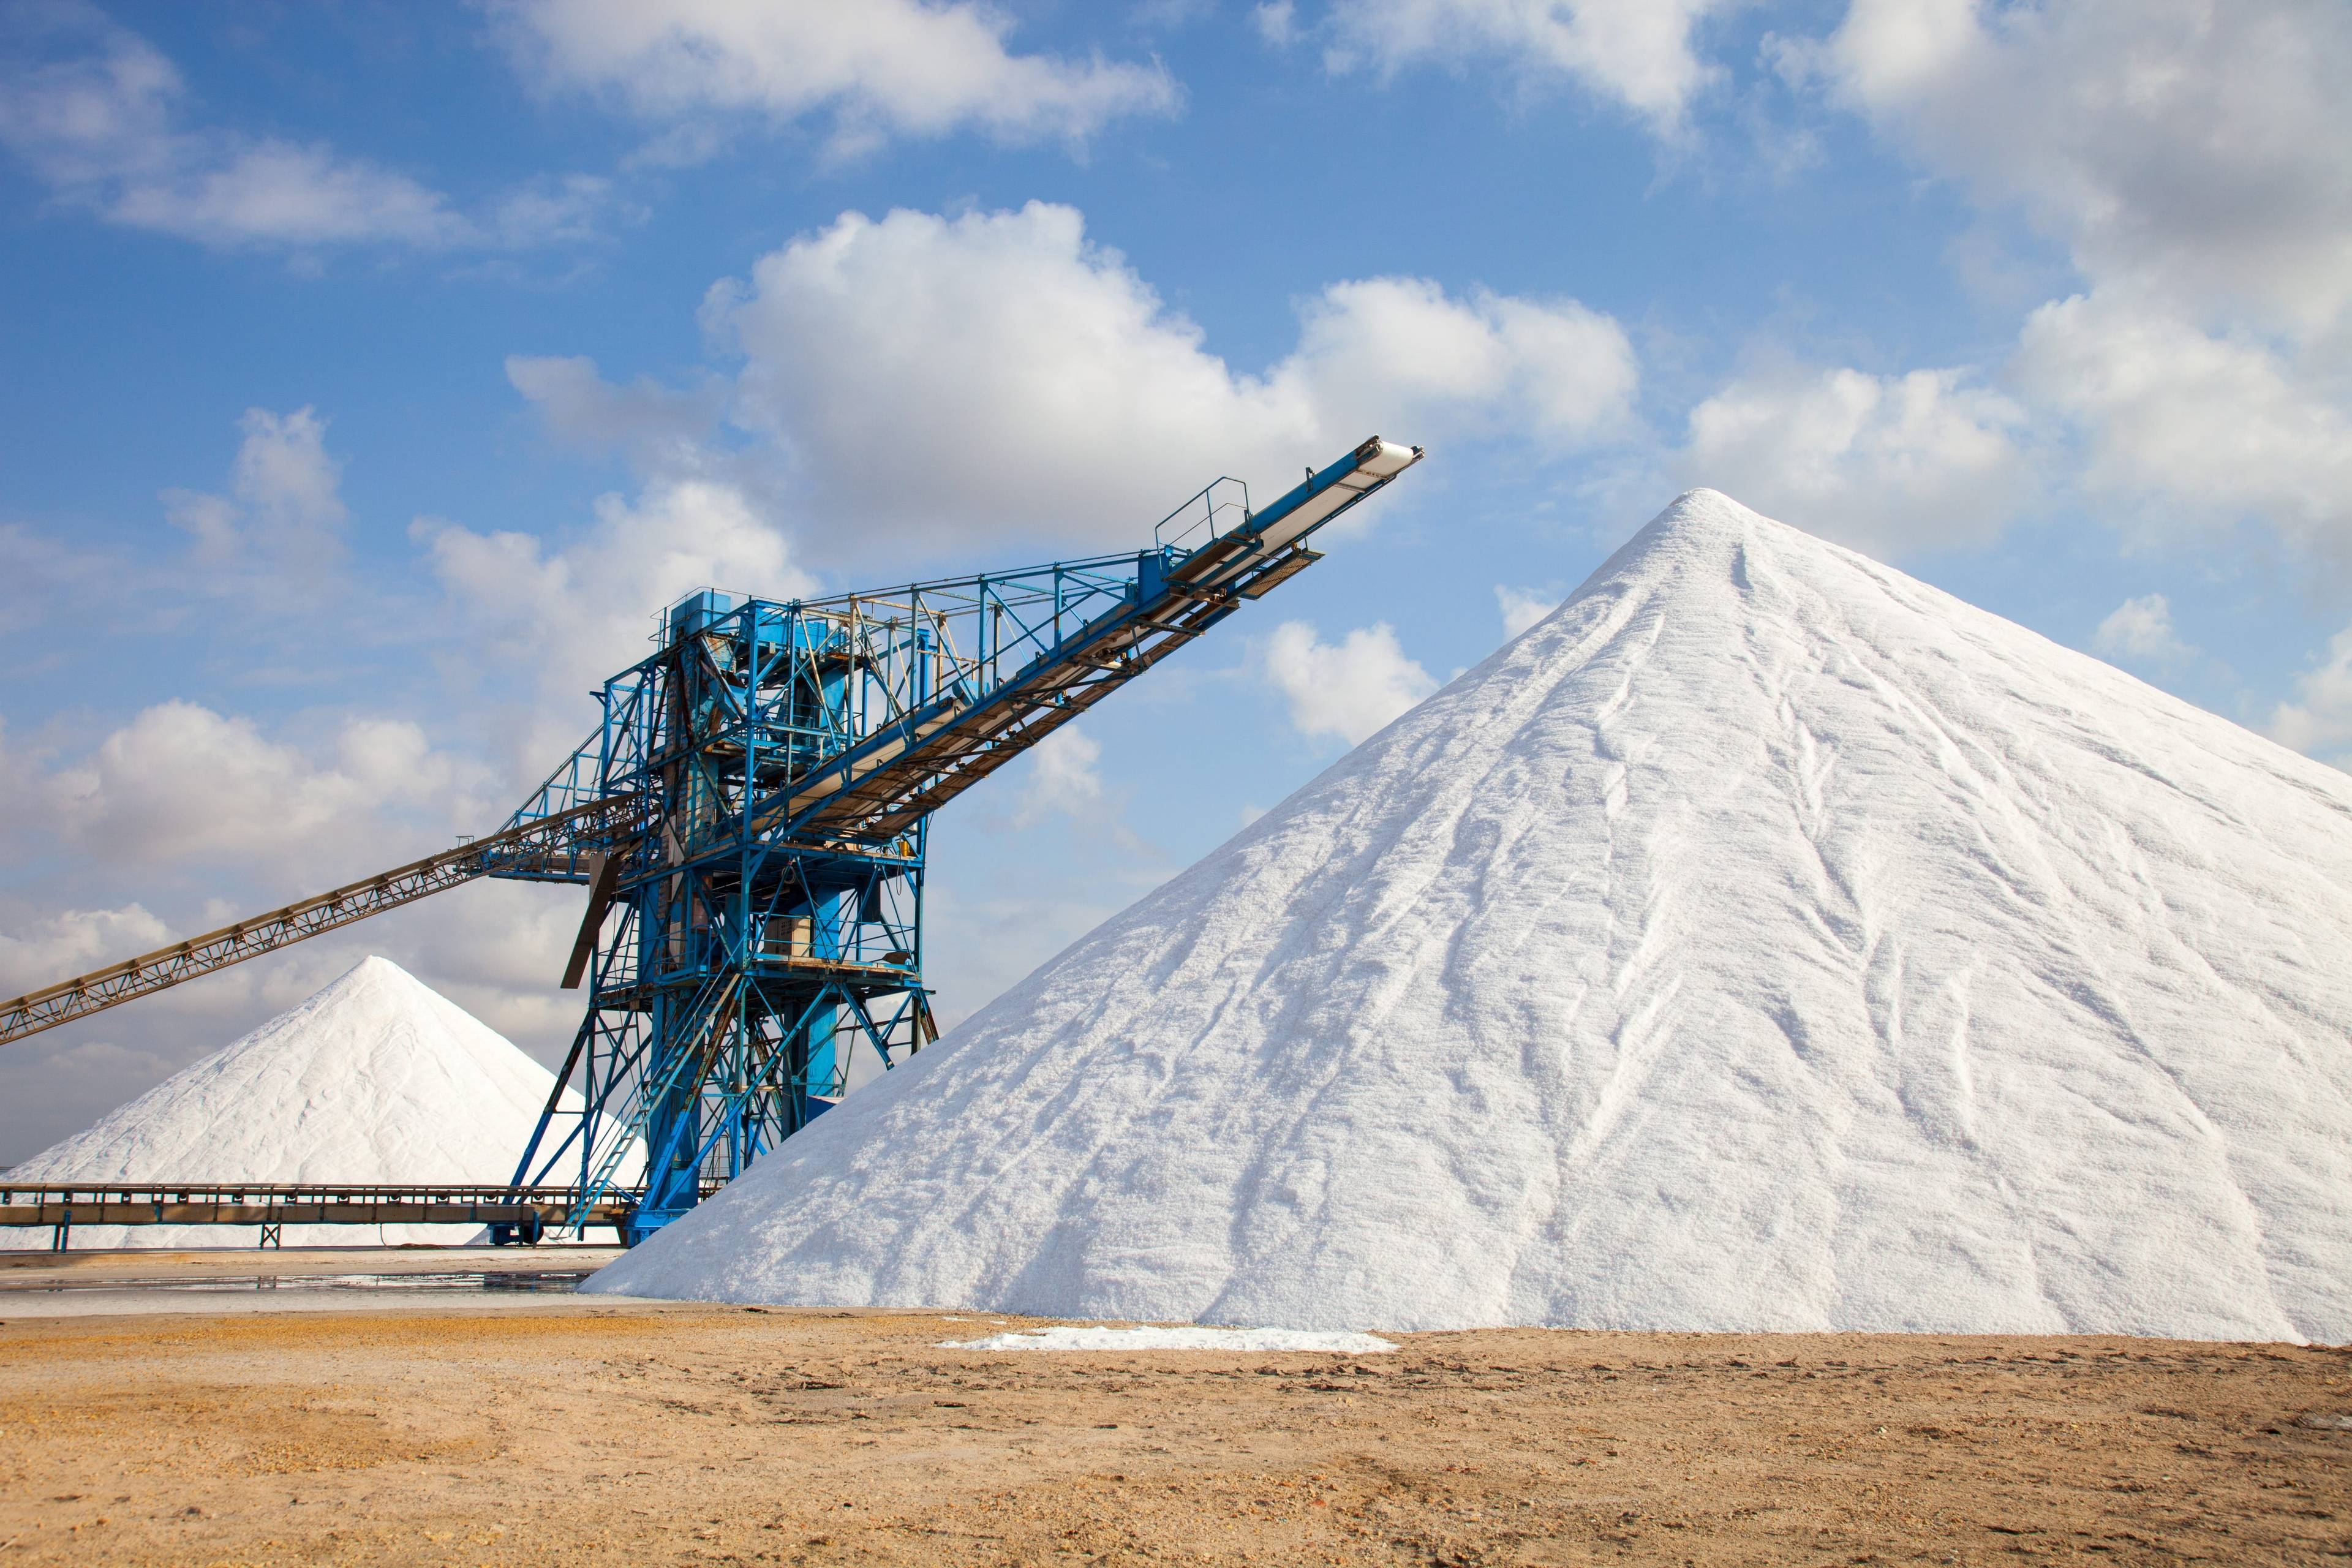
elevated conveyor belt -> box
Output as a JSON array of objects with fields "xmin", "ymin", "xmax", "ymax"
[
  {"xmin": 0, "ymin": 793, "xmax": 638, "ymax": 1046},
  {"xmin": 753, "ymin": 436, "xmax": 1424, "ymax": 844},
  {"xmin": 1, "ymin": 436, "xmax": 1423, "ymax": 1244}
]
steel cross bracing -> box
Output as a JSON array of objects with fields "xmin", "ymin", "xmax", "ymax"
[
  {"xmin": 505, "ymin": 436, "xmax": 1422, "ymax": 1240},
  {"xmin": 0, "ymin": 436, "xmax": 1422, "ymax": 1245},
  {"xmin": 0, "ymin": 794, "xmax": 638, "ymax": 1046}
]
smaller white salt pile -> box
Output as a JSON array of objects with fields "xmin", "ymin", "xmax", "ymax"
[
  {"xmin": 6, "ymin": 956, "xmax": 565, "ymax": 1248},
  {"xmin": 587, "ymin": 491, "xmax": 2352, "ymax": 1340}
]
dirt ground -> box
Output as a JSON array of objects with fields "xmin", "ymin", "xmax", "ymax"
[{"xmin": 0, "ymin": 1265, "xmax": 2346, "ymax": 1566}]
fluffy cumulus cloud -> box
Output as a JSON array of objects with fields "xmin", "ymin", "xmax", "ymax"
[
  {"xmin": 494, "ymin": 0, "xmax": 1179, "ymax": 157},
  {"xmin": 2269, "ymin": 628, "xmax": 2352, "ymax": 765},
  {"xmin": 2092, "ymin": 594, "xmax": 2192, "ymax": 666},
  {"xmin": 0, "ymin": 7, "xmax": 607, "ymax": 251},
  {"xmin": 1289, "ymin": 277, "xmax": 1638, "ymax": 447},
  {"xmin": 419, "ymin": 474, "xmax": 816, "ymax": 755},
  {"xmin": 1806, "ymin": 0, "xmax": 2352, "ymax": 331},
  {"xmin": 1262, "ymin": 620, "xmax": 1438, "ymax": 746},
  {"xmin": 712, "ymin": 202, "xmax": 1636, "ymax": 549},
  {"xmin": 1304, "ymin": 0, "xmax": 1741, "ymax": 130},
  {"xmin": 39, "ymin": 702, "xmax": 484, "ymax": 872},
  {"xmin": 160, "ymin": 405, "xmax": 348, "ymax": 580},
  {"xmin": 0, "ymin": 903, "xmax": 170, "ymax": 995},
  {"xmin": 2013, "ymin": 290, "xmax": 2352, "ymax": 559},
  {"xmin": 1679, "ymin": 364, "xmax": 2032, "ymax": 557},
  {"xmin": 1780, "ymin": 0, "xmax": 2352, "ymax": 571}
]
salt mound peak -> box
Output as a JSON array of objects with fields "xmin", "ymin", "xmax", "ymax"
[
  {"xmin": 9, "ymin": 955, "xmax": 565, "ymax": 1248},
  {"xmin": 590, "ymin": 491, "xmax": 2352, "ymax": 1340}
]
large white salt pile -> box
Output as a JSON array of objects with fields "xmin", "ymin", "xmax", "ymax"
[
  {"xmin": 7, "ymin": 956, "xmax": 568, "ymax": 1248},
  {"xmin": 587, "ymin": 491, "xmax": 2352, "ymax": 1340}
]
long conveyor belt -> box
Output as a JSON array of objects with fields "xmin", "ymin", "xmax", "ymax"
[
  {"xmin": 0, "ymin": 1180, "xmax": 641, "ymax": 1246},
  {"xmin": 0, "ymin": 794, "xmax": 636, "ymax": 1046}
]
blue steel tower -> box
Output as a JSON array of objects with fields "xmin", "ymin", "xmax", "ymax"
[{"xmin": 0, "ymin": 439, "xmax": 1425, "ymax": 1245}]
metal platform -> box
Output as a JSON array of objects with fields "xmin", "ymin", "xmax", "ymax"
[{"xmin": 0, "ymin": 1182, "xmax": 639, "ymax": 1250}]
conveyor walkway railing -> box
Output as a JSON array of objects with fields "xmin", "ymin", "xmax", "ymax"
[{"xmin": 0, "ymin": 1180, "xmax": 641, "ymax": 1250}]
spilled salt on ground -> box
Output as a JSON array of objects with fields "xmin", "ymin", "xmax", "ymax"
[
  {"xmin": 590, "ymin": 491, "xmax": 2352, "ymax": 1341},
  {"xmin": 6, "ymin": 956, "xmax": 571, "ymax": 1248},
  {"xmin": 943, "ymin": 1326, "xmax": 1397, "ymax": 1353}
]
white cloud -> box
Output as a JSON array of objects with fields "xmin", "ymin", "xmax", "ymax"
[
  {"xmin": 1802, "ymin": 0, "xmax": 2352, "ymax": 333},
  {"xmin": 1494, "ymin": 584, "xmax": 1556, "ymax": 639},
  {"xmin": 160, "ymin": 405, "xmax": 348, "ymax": 583},
  {"xmin": 1012, "ymin": 726, "xmax": 1107, "ymax": 828},
  {"xmin": 505, "ymin": 354, "xmax": 726, "ymax": 467},
  {"xmin": 1288, "ymin": 276, "xmax": 1638, "ymax": 447},
  {"xmin": 0, "ymin": 904, "xmax": 170, "ymax": 995},
  {"xmin": 495, "ymin": 0, "xmax": 1180, "ymax": 157},
  {"xmin": 1771, "ymin": 1, "xmax": 2352, "ymax": 572},
  {"xmin": 0, "ymin": 9, "xmax": 607, "ymax": 252},
  {"xmin": 718, "ymin": 202, "xmax": 1302, "ymax": 549},
  {"xmin": 2092, "ymin": 593, "xmax": 2192, "ymax": 665},
  {"xmin": 432, "ymin": 360, "xmax": 820, "ymax": 767},
  {"xmin": 420, "ymin": 475, "xmax": 815, "ymax": 755},
  {"xmin": 2014, "ymin": 290, "xmax": 2352, "ymax": 559},
  {"xmin": 1263, "ymin": 620, "xmax": 1438, "ymax": 746},
  {"xmin": 1253, "ymin": 2, "xmax": 1302, "ymax": 47},
  {"xmin": 1680, "ymin": 363, "xmax": 2032, "ymax": 556},
  {"xmin": 2269, "ymin": 627, "xmax": 2352, "ymax": 765},
  {"xmin": 1310, "ymin": 0, "xmax": 1740, "ymax": 130},
  {"xmin": 40, "ymin": 701, "xmax": 485, "ymax": 871},
  {"xmin": 714, "ymin": 202, "xmax": 1636, "ymax": 550},
  {"xmin": 102, "ymin": 139, "xmax": 471, "ymax": 251},
  {"xmin": 229, "ymin": 406, "xmax": 345, "ymax": 527}
]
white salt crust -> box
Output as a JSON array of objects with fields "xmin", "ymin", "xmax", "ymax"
[{"xmin": 589, "ymin": 492, "xmax": 2352, "ymax": 1341}]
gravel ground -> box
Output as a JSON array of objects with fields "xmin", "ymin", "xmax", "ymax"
[{"xmin": 0, "ymin": 1283, "xmax": 2345, "ymax": 1565}]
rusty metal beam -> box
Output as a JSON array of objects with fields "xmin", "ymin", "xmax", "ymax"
[{"xmin": 0, "ymin": 795, "xmax": 639, "ymax": 1047}]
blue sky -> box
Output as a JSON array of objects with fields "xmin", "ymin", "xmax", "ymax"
[{"xmin": 1, "ymin": 0, "xmax": 2347, "ymax": 1159}]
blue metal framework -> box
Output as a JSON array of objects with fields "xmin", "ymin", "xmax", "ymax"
[
  {"xmin": 503, "ymin": 435, "xmax": 1424, "ymax": 1240},
  {"xmin": 0, "ymin": 437, "xmax": 1423, "ymax": 1245}
]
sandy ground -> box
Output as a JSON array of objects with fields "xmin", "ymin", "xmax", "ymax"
[{"xmin": 0, "ymin": 1254, "xmax": 2346, "ymax": 1566}]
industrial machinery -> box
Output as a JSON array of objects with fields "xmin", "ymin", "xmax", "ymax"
[{"xmin": 0, "ymin": 437, "xmax": 1423, "ymax": 1243}]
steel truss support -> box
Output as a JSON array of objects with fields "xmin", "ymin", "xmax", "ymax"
[
  {"xmin": 509, "ymin": 590, "xmax": 941, "ymax": 1241},
  {"xmin": 2, "ymin": 436, "xmax": 1422, "ymax": 1247},
  {"xmin": 0, "ymin": 794, "xmax": 638, "ymax": 1045}
]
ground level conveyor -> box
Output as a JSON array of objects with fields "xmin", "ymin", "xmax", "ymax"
[{"xmin": 0, "ymin": 1182, "xmax": 642, "ymax": 1250}]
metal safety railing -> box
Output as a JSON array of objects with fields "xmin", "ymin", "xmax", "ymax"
[
  {"xmin": 0, "ymin": 1180, "xmax": 646, "ymax": 1250},
  {"xmin": 1153, "ymin": 475, "xmax": 1252, "ymax": 552}
]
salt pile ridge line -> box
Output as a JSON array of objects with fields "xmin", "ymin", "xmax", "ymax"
[
  {"xmin": 589, "ymin": 488, "xmax": 2352, "ymax": 1340},
  {"xmin": 6, "ymin": 956, "xmax": 588, "ymax": 1250}
]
